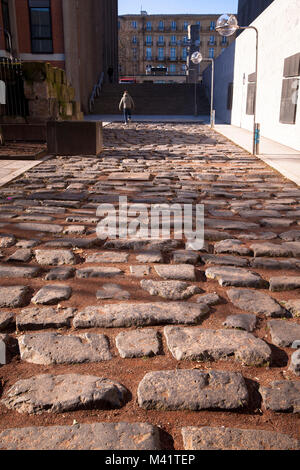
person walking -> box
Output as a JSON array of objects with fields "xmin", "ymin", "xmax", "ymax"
[{"xmin": 119, "ymin": 90, "xmax": 135, "ymax": 125}]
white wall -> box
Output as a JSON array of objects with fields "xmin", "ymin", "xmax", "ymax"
[
  {"xmin": 231, "ymin": 0, "xmax": 300, "ymax": 150},
  {"xmin": 203, "ymin": 42, "xmax": 235, "ymax": 124}
]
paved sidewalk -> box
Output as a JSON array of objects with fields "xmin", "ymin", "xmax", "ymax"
[
  {"xmin": 214, "ymin": 124, "xmax": 300, "ymax": 187},
  {"xmin": 0, "ymin": 159, "xmax": 44, "ymax": 187}
]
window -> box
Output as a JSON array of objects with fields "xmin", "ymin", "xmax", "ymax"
[
  {"xmin": 246, "ymin": 72, "xmax": 256, "ymax": 115},
  {"xmin": 132, "ymin": 48, "xmax": 137, "ymax": 59},
  {"xmin": 222, "ymin": 36, "xmax": 227, "ymax": 45},
  {"xmin": 158, "ymin": 35, "xmax": 164, "ymax": 45},
  {"xmin": 159, "ymin": 20, "xmax": 164, "ymax": 31},
  {"xmin": 210, "ymin": 21, "xmax": 215, "ymax": 30},
  {"xmin": 209, "ymin": 35, "xmax": 215, "ymax": 45},
  {"xmin": 1, "ymin": 0, "xmax": 11, "ymax": 52},
  {"xmin": 171, "ymin": 35, "xmax": 177, "ymax": 45},
  {"xmin": 146, "ymin": 21, "xmax": 152, "ymax": 31},
  {"xmin": 196, "ymin": 21, "xmax": 201, "ymax": 28},
  {"xmin": 158, "ymin": 48, "xmax": 164, "ymax": 60},
  {"xmin": 146, "ymin": 35, "xmax": 152, "ymax": 45},
  {"xmin": 183, "ymin": 21, "xmax": 189, "ymax": 31},
  {"xmin": 132, "ymin": 21, "xmax": 137, "ymax": 29},
  {"xmin": 280, "ymin": 53, "xmax": 300, "ymax": 124},
  {"xmin": 209, "ymin": 48, "xmax": 214, "ymax": 58},
  {"xmin": 146, "ymin": 47, "xmax": 152, "ymax": 60},
  {"xmin": 132, "ymin": 36, "xmax": 137, "ymax": 44},
  {"xmin": 28, "ymin": 0, "xmax": 53, "ymax": 54},
  {"xmin": 183, "ymin": 36, "xmax": 188, "ymax": 44},
  {"xmin": 171, "ymin": 20, "xmax": 177, "ymax": 31},
  {"xmin": 170, "ymin": 64, "xmax": 176, "ymax": 74},
  {"xmin": 182, "ymin": 47, "xmax": 187, "ymax": 60},
  {"xmin": 170, "ymin": 47, "xmax": 176, "ymax": 59}
]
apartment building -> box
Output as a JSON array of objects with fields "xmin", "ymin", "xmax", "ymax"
[
  {"xmin": 118, "ymin": 13, "xmax": 235, "ymax": 82},
  {"xmin": 0, "ymin": 0, "xmax": 118, "ymax": 112}
]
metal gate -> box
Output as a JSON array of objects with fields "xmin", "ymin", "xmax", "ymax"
[{"xmin": 0, "ymin": 58, "xmax": 28, "ymax": 119}]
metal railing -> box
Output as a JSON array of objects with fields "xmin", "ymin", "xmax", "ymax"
[
  {"xmin": 89, "ymin": 71, "xmax": 104, "ymax": 114},
  {"xmin": 0, "ymin": 57, "xmax": 28, "ymax": 119}
]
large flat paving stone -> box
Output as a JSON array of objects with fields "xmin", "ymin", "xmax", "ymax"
[
  {"xmin": 260, "ymin": 381, "xmax": 300, "ymax": 413},
  {"xmin": 104, "ymin": 238, "xmax": 180, "ymax": 252},
  {"xmin": 269, "ymin": 276, "xmax": 300, "ymax": 292},
  {"xmin": 250, "ymin": 243, "xmax": 291, "ymax": 258},
  {"xmin": 73, "ymin": 302, "xmax": 209, "ymax": 329},
  {"xmin": 227, "ymin": 288, "xmax": 287, "ymax": 318},
  {"xmin": 0, "ymin": 312, "xmax": 15, "ymax": 331},
  {"xmin": 0, "ymin": 422, "xmax": 161, "ymax": 450},
  {"xmin": 2, "ymin": 374, "xmax": 128, "ymax": 414},
  {"xmin": 140, "ymin": 280, "xmax": 200, "ymax": 300},
  {"xmin": 18, "ymin": 332, "xmax": 112, "ymax": 364},
  {"xmin": 0, "ymin": 265, "xmax": 40, "ymax": 279},
  {"xmin": 181, "ymin": 427, "xmax": 300, "ymax": 450},
  {"xmin": 76, "ymin": 267, "xmax": 123, "ymax": 278},
  {"xmin": 205, "ymin": 266, "xmax": 267, "ymax": 288},
  {"xmin": 0, "ymin": 234, "xmax": 16, "ymax": 248},
  {"xmin": 164, "ymin": 326, "xmax": 271, "ymax": 366},
  {"xmin": 85, "ymin": 252, "xmax": 129, "ymax": 263},
  {"xmin": 268, "ymin": 320, "xmax": 300, "ymax": 347},
  {"xmin": 289, "ymin": 350, "xmax": 300, "ymax": 376},
  {"xmin": 201, "ymin": 254, "xmax": 249, "ymax": 268},
  {"xmin": 35, "ymin": 250, "xmax": 76, "ymax": 266},
  {"xmin": 17, "ymin": 307, "xmax": 75, "ymax": 331},
  {"xmin": 154, "ymin": 264, "xmax": 196, "ymax": 281},
  {"xmin": 0, "ymin": 286, "xmax": 32, "ymax": 308},
  {"xmin": 116, "ymin": 329, "xmax": 160, "ymax": 358},
  {"xmin": 32, "ymin": 285, "xmax": 72, "ymax": 305},
  {"xmin": 223, "ymin": 314, "xmax": 257, "ymax": 332},
  {"xmin": 281, "ymin": 299, "xmax": 300, "ymax": 317},
  {"xmin": 214, "ymin": 239, "xmax": 252, "ymax": 256},
  {"xmin": 14, "ymin": 223, "xmax": 64, "ymax": 233},
  {"xmin": 137, "ymin": 369, "xmax": 249, "ymax": 411}
]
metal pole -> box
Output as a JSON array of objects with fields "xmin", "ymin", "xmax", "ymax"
[
  {"xmin": 210, "ymin": 58, "xmax": 214, "ymax": 128},
  {"xmin": 194, "ymin": 68, "xmax": 197, "ymax": 116}
]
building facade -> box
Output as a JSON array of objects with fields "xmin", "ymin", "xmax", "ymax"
[
  {"xmin": 0, "ymin": 0, "xmax": 118, "ymax": 112},
  {"xmin": 118, "ymin": 13, "xmax": 235, "ymax": 82}
]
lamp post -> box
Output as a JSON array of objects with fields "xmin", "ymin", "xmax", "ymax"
[
  {"xmin": 190, "ymin": 51, "xmax": 202, "ymax": 117},
  {"xmin": 216, "ymin": 14, "xmax": 260, "ymax": 155},
  {"xmin": 191, "ymin": 51, "xmax": 215, "ymax": 128}
]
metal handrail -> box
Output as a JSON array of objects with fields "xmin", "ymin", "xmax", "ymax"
[{"xmin": 89, "ymin": 71, "xmax": 104, "ymax": 113}]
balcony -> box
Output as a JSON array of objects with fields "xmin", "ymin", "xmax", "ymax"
[
  {"xmin": 169, "ymin": 41, "xmax": 178, "ymax": 46},
  {"xmin": 208, "ymin": 41, "xmax": 217, "ymax": 46},
  {"xmin": 157, "ymin": 41, "xmax": 165, "ymax": 46},
  {"xmin": 169, "ymin": 56, "xmax": 178, "ymax": 61},
  {"xmin": 145, "ymin": 41, "xmax": 153, "ymax": 46},
  {"xmin": 145, "ymin": 57, "xmax": 152, "ymax": 61},
  {"xmin": 156, "ymin": 56, "xmax": 165, "ymax": 61}
]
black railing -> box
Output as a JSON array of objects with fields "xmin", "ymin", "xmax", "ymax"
[{"xmin": 0, "ymin": 58, "xmax": 28, "ymax": 119}]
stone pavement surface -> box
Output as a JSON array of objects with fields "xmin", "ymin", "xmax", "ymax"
[
  {"xmin": 0, "ymin": 160, "xmax": 44, "ymax": 188},
  {"xmin": 0, "ymin": 122, "xmax": 300, "ymax": 450}
]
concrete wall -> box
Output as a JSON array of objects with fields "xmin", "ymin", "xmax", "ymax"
[
  {"xmin": 232, "ymin": 0, "xmax": 300, "ymax": 150},
  {"xmin": 203, "ymin": 42, "xmax": 236, "ymax": 124}
]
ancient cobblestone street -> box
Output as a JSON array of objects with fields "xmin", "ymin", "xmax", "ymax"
[{"xmin": 0, "ymin": 122, "xmax": 300, "ymax": 450}]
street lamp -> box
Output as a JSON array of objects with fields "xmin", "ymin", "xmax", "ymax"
[
  {"xmin": 191, "ymin": 51, "xmax": 202, "ymax": 117},
  {"xmin": 216, "ymin": 14, "xmax": 260, "ymax": 155},
  {"xmin": 191, "ymin": 51, "xmax": 215, "ymax": 128}
]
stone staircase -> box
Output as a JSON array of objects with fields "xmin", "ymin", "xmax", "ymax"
[{"xmin": 92, "ymin": 83, "xmax": 210, "ymax": 115}]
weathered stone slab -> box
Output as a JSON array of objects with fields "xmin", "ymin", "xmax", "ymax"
[
  {"xmin": 289, "ymin": 350, "xmax": 300, "ymax": 376},
  {"xmin": 32, "ymin": 285, "xmax": 72, "ymax": 305},
  {"xmin": 195, "ymin": 293, "xmax": 222, "ymax": 306},
  {"xmin": 164, "ymin": 326, "xmax": 271, "ymax": 366},
  {"xmin": 96, "ymin": 284, "xmax": 130, "ymax": 300},
  {"xmin": 280, "ymin": 230, "xmax": 300, "ymax": 241},
  {"xmin": 206, "ymin": 266, "xmax": 267, "ymax": 288},
  {"xmin": 250, "ymin": 243, "xmax": 291, "ymax": 258},
  {"xmin": 17, "ymin": 307, "xmax": 75, "ymax": 331},
  {"xmin": 223, "ymin": 314, "xmax": 257, "ymax": 332},
  {"xmin": 201, "ymin": 254, "xmax": 249, "ymax": 267},
  {"xmin": 35, "ymin": 250, "xmax": 76, "ymax": 266},
  {"xmin": 281, "ymin": 299, "xmax": 300, "ymax": 317},
  {"xmin": 172, "ymin": 250, "xmax": 200, "ymax": 265},
  {"xmin": 73, "ymin": 302, "xmax": 209, "ymax": 329},
  {"xmin": 204, "ymin": 230, "xmax": 234, "ymax": 241},
  {"xmin": 141, "ymin": 280, "xmax": 200, "ymax": 300},
  {"xmin": 154, "ymin": 264, "xmax": 196, "ymax": 281},
  {"xmin": 137, "ymin": 369, "xmax": 249, "ymax": 410},
  {"xmin": 0, "ymin": 422, "xmax": 161, "ymax": 450},
  {"xmin": 227, "ymin": 288, "xmax": 287, "ymax": 317},
  {"xmin": 108, "ymin": 172, "xmax": 151, "ymax": 181},
  {"xmin": 0, "ymin": 265, "xmax": 40, "ymax": 279},
  {"xmin": 269, "ymin": 276, "xmax": 300, "ymax": 292},
  {"xmin": 0, "ymin": 286, "xmax": 32, "ymax": 308},
  {"xmin": 18, "ymin": 332, "xmax": 112, "ymax": 364},
  {"xmin": 181, "ymin": 427, "xmax": 300, "ymax": 450},
  {"xmin": 7, "ymin": 249, "xmax": 32, "ymax": 263},
  {"xmin": 0, "ymin": 312, "xmax": 15, "ymax": 331},
  {"xmin": 206, "ymin": 219, "xmax": 259, "ymax": 230},
  {"xmin": 0, "ymin": 339, "xmax": 6, "ymax": 365},
  {"xmin": 104, "ymin": 238, "xmax": 180, "ymax": 252},
  {"xmin": 268, "ymin": 320, "xmax": 300, "ymax": 347},
  {"xmin": 45, "ymin": 267, "xmax": 75, "ymax": 281},
  {"xmin": 251, "ymin": 257, "xmax": 300, "ymax": 270},
  {"xmin": 14, "ymin": 223, "xmax": 64, "ymax": 233},
  {"xmin": 76, "ymin": 267, "xmax": 123, "ymax": 278},
  {"xmin": 261, "ymin": 218, "xmax": 294, "ymax": 228},
  {"xmin": 214, "ymin": 239, "xmax": 252, "ymax": 256},
  {"xmin": 64, "ymin": 225, "xmax": 86, "ymax": 235},
  {"xmin": 130, "ymin": 265, "xmax": 150, "ymax": 277},
  {"xmin": 2, "ymin": 374, "xmax": 128, "ymax": 414},
  {"xmin": 260, "ymin": 381, "xmax": 300, "ymax": 413},
  {"xmin": 0, "ymin": 234, "xmax": 16, "ymax": 248},
  {"xmin": 116, "ymin": 329, "xmax": 160, "ymax": 358},
  {"xmin": 85, "ymin": 252, "xmax": 129, "ymax": 263},
  {"xmin": 136, "ymin": 252, "xmax": 163, "ymax": 263}
]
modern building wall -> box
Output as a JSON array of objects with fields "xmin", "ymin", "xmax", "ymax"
[
  {"xmin": 203, "ymin": 42, "xmax": 236, "ymax": 124},
  {"xmin": 237, "ymin": 0, "xmax": 274, "ymax": 27},
  {"xmin": 118, "ymin": 13, "xmax": 235, "ymax": 80},
  {"xmin": 206, "ymin": 0, "xmax": 300, "ymax": 151},
  {"xmin": 0, "ymin": 0, "xmax": 118, "ymax": 113}
]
